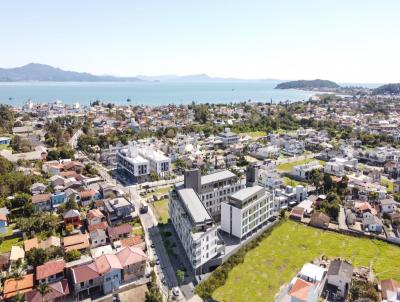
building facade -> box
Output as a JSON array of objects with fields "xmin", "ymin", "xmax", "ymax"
[
  {"xmin": 220, "ymin": 185, "xmax": 274, "ymax": 239},
  {"xmin": 169, "ymin": 184, "xmax": 222, "ymax": 274}
]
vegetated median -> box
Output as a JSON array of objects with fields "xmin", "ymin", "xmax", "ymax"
[{"xmin": 195, "ymin": 219, "xmax": 400, "ymax": 302}]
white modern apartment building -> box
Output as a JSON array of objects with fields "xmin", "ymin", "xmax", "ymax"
[
  {"xmin": 293, "ymin": 161, "xmax": 323, "ymax": 180},
  {"xmin": 184, "ymin": 169, "xmax": 246, "ymax": 222},
  {"xmin": 169, "ymin": 184, "xmax": 222, "ymax": 274},
  {"xmin": 139, "ymin": 147, "xmax": 171, "ymax": 177},
  {"xmin": 116, "ymin": 142, "xmax": 171, "ymax": 182},
  {"xmin": 221, "ymin": 185, "xmax": 274, "ymax": 239}
]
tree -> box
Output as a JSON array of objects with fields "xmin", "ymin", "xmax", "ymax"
[
  {"xmin": 145, "ymin": 270, "xmax": 162, "ymax": 302},
  {"xmin": 323, "ymin": 173, "xmax": 333, "ymax": 193},
  {"xmin": 36, "ymin": 282, "xmax": 51, "ymax": 302},
  {"xmin": 149, "ymin": 172, "xmax": 160, "ymax": 182},
  {"xmin": 176, "ymin": 269, "xmax": 185, "ymax": 286},
  {"xmin": 26, "ymin": 248, "xmax": 48, "ymax": 267},
  {"xmin": 64, "ymin": 249, "xmax": 81, "ymax": 262},
  {"xmin": 65, "ymin": 224, "xmax": 74, "ymax": 235}
]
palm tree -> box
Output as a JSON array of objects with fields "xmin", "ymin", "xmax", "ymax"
[
  {"xmin": 36, "ymin": 282, "xmax": 51, "ymax": 302},
  {"xmin": 11, "ymin": 292, "xmax": 25, "ymax": 302}
]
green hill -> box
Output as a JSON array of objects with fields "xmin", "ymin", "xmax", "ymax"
[{"xmin": 275, "ymin": 79, "xmax": 340, "ymax": 90}]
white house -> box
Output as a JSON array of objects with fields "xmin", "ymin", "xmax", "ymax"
[{"xmin": 380, "ymin": 199, "xmax": 398, "ymax": 214}]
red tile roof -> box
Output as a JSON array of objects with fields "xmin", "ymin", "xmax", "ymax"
[
  {"xmin": 116, "ymin": 246, "xmax": 147, "ymax": 267},
  {"xmin": 26, "ymin": 279, "xmax": 69, "ymax": 302},
  {"xmin": 120, "ymin": 236, "xmax": 144, "ymax": 248},
  {"xmin": 63, "ymin": 233, "xmax": 90, "ymax": 252},
  {"xmin": 3, "ymin": 274, "xmax": 34, "ymax": 299},
  {"xmin": 36, "ymin": 259, "xmax": 65, "ymax": 280},
  {"xmin": 380, "ymin": 279, "xmax": 400, "ymax": 300},
  {"xmin": 87, "ymin": 209, "xmax": 104, "ymax": 219},
  {"xmin": 32, "ymin": 193, "xmax": 51, "ymax": 204},
  {"xmin": 80, "ymin": 189, "xmax": 97, "ymax": 200},
  {"xmin": 289, "ymin": 278, "xmax": 312, "ymax": 302},
  {"xmin": 88, "ymin": 221, "xmax": 109, "ymax": 233},
  {"xmin": 107, "ymin": 224, "xmax": 132, "ymax": 240},
  {"xmin": 72, "ymin": 263, "xmax": 100, "ymax": 283}
]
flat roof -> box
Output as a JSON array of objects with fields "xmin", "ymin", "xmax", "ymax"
[
  {"xmin": 201, "ymin": 170, "xmax": 236, "ymax": 185},
  {"xmin": 177, "ymin": 187, "xmax": 211, "ymax": 224},
  {"xmin": 230, "ymin": 185, "xmax": 264, "ymax": 202},
  {"xmin": 119, "ymin": 149, "xmax": 148, "ymax": 165}
]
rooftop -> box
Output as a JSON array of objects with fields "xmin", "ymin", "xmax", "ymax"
[
  {"xmin": 177, "ymin": 187, "xmax": 212, "ymax": 225},
  {"xmin": 201, "ymin": 170, "xmax": 236, "ymax": 185}
]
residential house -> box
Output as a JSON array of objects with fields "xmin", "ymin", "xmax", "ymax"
[
  {"xmin": 36, "ymin": 259, "xmax": 65, "ymax": 284},
  {"xmin": 50, "ymin": 175, "xmax": 65, "ymax": 188},
  {"xmin": 116, "ymin": 246, "xmax": 147, "ymax": 282},
  {"xmin": 326, "ymin": 259, "xmax": 353, "ymax": 299},
  {"xmin": 107, "ymin": 224, "xmax": 132, "ymax": 243},
  {"xmin": 381, "ymin": 199, "xmax": 398, "ymax": 214},
  {"xmin": 79, "ymin": 189, "xmax": 101, "ymax": 207},
  {"xmin": 309, "ymin": 212, "xmax": 331, "ymax": 229},
  {"xmin": 3, "ymin": 274, "xmax": 34, "ymax": 300},
  {"xmin": 362, "ymin": 215, "xmax": 383, "ymax": 233},
  {"xmin": 90, "ymin": 229, "xmax": 108, "ymax": 248},
  {"xmin": 51, "ymin": 192, "xmax": 66, "ymax": 208},
  {"xmin": 104, "ymin": 198, "xmax": 134, "ymax": 226},
  {"xmin": 63, "ymin": 233, "xmax": 90, "ymax": 253},
  {"xmin": 32, "ymin": 193, "xmax": 52, "ymax": 211},
  {"xmin": 70, "ymin": 246, "xmax": 147, "ymax": 297},
  {"xmin": 380, "ymin": 279, "xmax": 400, "ymax": 302},
  {"xmin": 25, "ymin": 279, "xmax": 70, "ymax": 302},
  {"xmin": 64, "ymin": 209, "xmax": 81, "ymax": 228},
  {"xmin": 280, "ymin": 263, "xmax": 327, "ymax": 302},
  {"xmin": 31, "ymin": 182, "xmax": 47, "ymax": 195},
  {"xmin": 87, "ymin": 209, "xmax": 105, "ymax": 226}
]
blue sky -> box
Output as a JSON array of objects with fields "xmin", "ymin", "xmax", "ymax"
[{"xmin": 0, "ymin": 1, "xmax": 399, "ymax": 83}]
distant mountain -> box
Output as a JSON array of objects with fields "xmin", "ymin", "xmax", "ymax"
[
  {"xmin": 372, "ymin": 83, "xmax": 400, "ymax": 95},
  {"xmin": 275, "ymin": 79, "xmax": 340, "ymax": 90},
  {"xmin": 0, "ymin": 63, "xmax": 143, "ymax": 82}
]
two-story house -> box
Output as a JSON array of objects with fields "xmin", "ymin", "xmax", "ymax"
[
  {"xmin": 36, "ymin": 259, "xmax": 65, "ymax": 284},
  {"xmin": 104, "ymin": 198, "xmax": 134, "ymax": 226}
]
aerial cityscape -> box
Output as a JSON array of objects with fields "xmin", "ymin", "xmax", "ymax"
[{"xmin": 1, "ymin": 1, "xmax": 400, "ymax": 302}]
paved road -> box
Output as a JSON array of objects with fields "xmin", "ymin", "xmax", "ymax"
[
  {"xmin": 69, "ymin": 129, "xmax": 83, "ymax": 149},
  {"xmin": 85, "ymin": 156, "xmax": 183, "ymax": 301}
]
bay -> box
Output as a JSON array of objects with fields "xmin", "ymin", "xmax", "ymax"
[{"xmin": 0, "ymin": 81, "xmax": 319, "ymax": 107}]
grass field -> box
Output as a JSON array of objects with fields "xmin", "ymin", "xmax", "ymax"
[
  {"xmin": 153, "ymin": 198, "xmax": 169, "ymax": 224},
  {"xmin": 283, "ymin": 176, "xmax": 307, "ymax": 187},
  {"xmin": 0, "ymin": 237, "xmax": 23, "ymax": 253},
  {"xmin": 239, "ymin": 131, "xmax": 267, "ymax": 139},
  {"xmin": 277, "ymin": 158, "xmax": 325, "ymax": 173},
  {"xmin": 212, "ymin": 220, "xmax": 400, "ymax": 302}
]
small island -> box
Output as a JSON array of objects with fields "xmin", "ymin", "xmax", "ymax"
[{"xmin": 275, "ymin": 79, "xmax": 340, "ymax": 90}]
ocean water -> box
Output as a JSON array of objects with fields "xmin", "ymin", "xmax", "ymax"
[{"xmin": 0, "ymin": 81, "xmax": 320, "ymax": 107}]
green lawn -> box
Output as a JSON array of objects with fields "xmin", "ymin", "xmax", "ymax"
[
  {"xmin": 238, "ymin": 131, "xmax": 267, "ymax": 139},
  {"xmin": 0, "ymin": 237, "xmax": 23, "ymax": 253},
  {"xmin": 153, "ymin": 198, "xmax": 169, "ymax": 224},
  {"xmin": 283, "ymin": 177, "xmax": 307, "ymax": 187},
  {"xmin": 145, "ymin": 186, "xmax": 171, "ymax": 199},
  {"xmin": 213, "ymin": 220, "xmax": 400, "ymax": 302},
  {"xmin": 277, "ymin": 158, "xmax": 324, "ymax": 173},
  {"xmin": 132, "ymin": 226, "xmax": 144, "ymax": 237}
]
